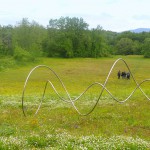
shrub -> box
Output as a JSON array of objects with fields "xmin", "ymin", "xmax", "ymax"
[{"xmin": 13, "ymin": 46, "xmax": 35, "ymax": 62}]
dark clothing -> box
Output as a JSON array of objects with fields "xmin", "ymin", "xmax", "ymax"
[
  {"xmin": 121, "ymin": 71, "xmax": 126, "ymax": 79},
  {"xmin": 117, "ymin": 71, "xmax": 121, "ymax": 79},
  {"xmin": 126, "ymin": 72, "xmax": 130, "ymax": 79}
]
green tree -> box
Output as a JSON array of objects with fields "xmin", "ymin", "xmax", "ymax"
[
  {"xmin": 90, "ymin": 26, "xmax": 110, "ymax": 57},
  {"xmin": 0, "ymin": 25, "xmax": 13, "ymax": 56},
  {"xmin": 14, "ymin": 18, "xmax": 46, "ymax": 57},
  {"xmin": 142, "ymin": 38, "xmax": 150, "ymax": 58},
  {"xmin": 116, "ymin": 38, "xmax": 134, "ymax": 55},
  {"xmin": 46, "ymin": 17, "xmax": 89, "ymax": 58},
  {"xmin": 132, "ymin": 41, "xmax": 142, "ymax": 55}
]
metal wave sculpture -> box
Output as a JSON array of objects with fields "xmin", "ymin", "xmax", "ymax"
[{"xmin": 22, "ymin": 58, "xmax": 150, "ymax": 116}]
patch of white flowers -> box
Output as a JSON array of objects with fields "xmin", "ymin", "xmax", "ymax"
[
  {"xmin": 0, "ymin": 133, "xmax": 149, "ymax": 149},
  {"xmin": 0, "ymin": 136, "xmax": 27, "ymax": 149}
]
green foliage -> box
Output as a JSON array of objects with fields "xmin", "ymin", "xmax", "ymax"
[
  {"xmin": 45, "ymin": 17, "xmax": 90, "ymax": 57},
  {"xmin": 116, "ymin": 38, "xmax": 134, "ymax": 55},
  {"xmin": 0, "ymin": 57, "xmax": 16, "ymax": 71},
  {"xmin": 0, "ymin": 25, "xmax": 14, "ymax": 56},
  {"xmin": 13, "ymin": 18, "xmax": 46, "ymax": 57},
  {"xmin": 0, "ymin": 17, "xmax": 150, "ymax": 59},
  {"xmin": 143, "ymin": 38, "xmax": 150, "ymax": 58},
  {"xmin": 13, "ymin": 46, "xmax": 35, "ymax": 62},
  {"xmin": 60, "ymin": 38, "xmax": 74, "ymax": 58},
  {"xmin": 45, "ymin": 19, "xmax": 111, "ymax": 58}
]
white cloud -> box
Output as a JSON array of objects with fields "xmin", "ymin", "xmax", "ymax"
[
  {"xmin": 133, "ymin": 15, "xmax": 150, "ymax": 20},
  {"xmin": 0, "ymin": 0, "xmax": 150, "ymax": 31}
]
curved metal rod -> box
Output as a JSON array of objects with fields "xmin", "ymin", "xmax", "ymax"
[
  {"xmin": 22, "ymin": 58, "xmax": 150, "ymax": 116},
  {"xmin": 34, "ymin": 79, "xmax": 150, "ymax": 115},
  {"xmin": 22, "ymin": 65, "xmax": 74, "ymax": 116}
]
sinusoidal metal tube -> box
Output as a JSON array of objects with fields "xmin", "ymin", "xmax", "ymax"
[{"xmin": 22, "ymin": 58, "xmax": 150, "ymax": 117}]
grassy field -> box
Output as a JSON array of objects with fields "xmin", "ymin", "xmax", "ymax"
[{"xmin": 0, "ymin": 55, "xmax": 150, "ymax": 149}]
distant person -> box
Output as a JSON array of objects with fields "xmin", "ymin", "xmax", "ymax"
[
  {"xmin": 117, "ymin": 70, "xmax": 121, "ymax": 79},
  {"xmin": 126, "ymin": 72, "xmax": 130, "ymax": 79},
  {"xmin": 121, "ymin": 71, "xmax": 126, "ymax": 79}
]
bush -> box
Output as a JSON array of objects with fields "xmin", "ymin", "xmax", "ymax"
[
  {"xmin": 14, "ymin": 46, "xmax": 35, "ymax": 62},
  {"xmin": 0, "ymin": 57, "xmax": 16, "ymax": 71},
  {"xmin": 143, "ymin": 38, "xmax": 150, "ymax": 58}
]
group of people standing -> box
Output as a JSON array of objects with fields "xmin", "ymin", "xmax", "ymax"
[{"xmin": 117, "ymin": 70, "xmax": 130, "ymax": 79}]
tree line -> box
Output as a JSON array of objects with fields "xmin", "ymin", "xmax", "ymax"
[{"xmin": 0, "ymin": 17, "xmax": 150, "ymax": 62}]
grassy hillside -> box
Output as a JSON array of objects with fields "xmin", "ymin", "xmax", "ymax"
[{"xmin": 0, "ymin": 55, "xmax": 150, "ymax": 149}]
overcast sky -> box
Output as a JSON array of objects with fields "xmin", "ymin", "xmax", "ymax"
[{"xmin": 0, "ymin": 0, "xmax": 150, "ymax": 32}]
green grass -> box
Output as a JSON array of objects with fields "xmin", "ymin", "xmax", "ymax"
[{"xmin": 0, "ymin": 55, "xmax": 150, "ymax": 149}]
